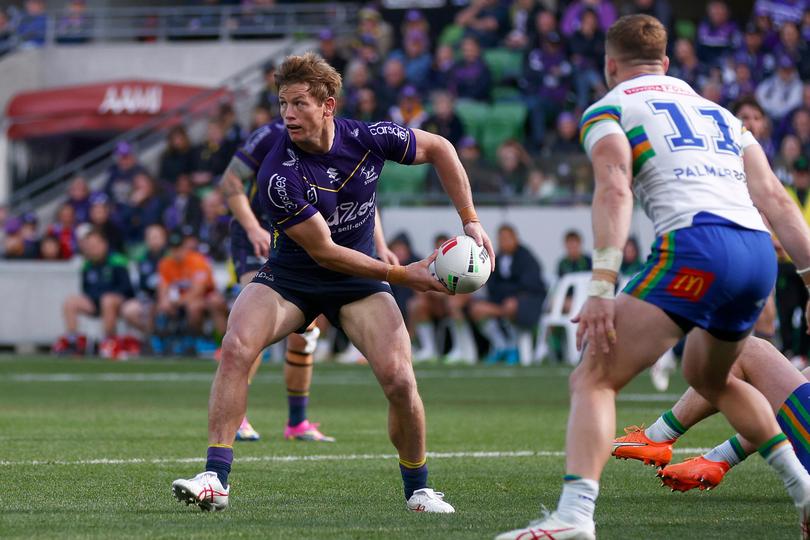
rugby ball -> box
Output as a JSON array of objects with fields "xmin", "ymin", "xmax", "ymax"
[{"xmin": 431, "ymin": 235, "xmax": 491, "ymax": 294}]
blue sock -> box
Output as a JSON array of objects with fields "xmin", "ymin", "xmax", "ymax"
[
  {"xmin": 287, "ymin": 393, "xmax": 308, "ymax": 427},
  {"xmin": 777, "ymin": 382, "xmax": 810, "ymax": 473},
  {"xmin": 206, "ymin": 445, "xmax": 233, "ymax": 487},
  {"xmin": 399, "ymin": 459, "xmax": 428, "ymax": 499}
]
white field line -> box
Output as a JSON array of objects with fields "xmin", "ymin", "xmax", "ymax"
[{"xmin": 0, "ymin": 448, "xmax": 711, "ymax": 467}]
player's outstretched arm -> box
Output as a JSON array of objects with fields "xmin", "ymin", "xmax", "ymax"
[
  {"xmin": 573, "ymin": 133, "xmax": 634, "ymax": 355},
  {"xmin": 410, "ymin": 129, "xmax": 495, "ymax": 270},
  {"xmin": 220, "ymin": 159, "xmax": 272, "ymax": 258},
  {"xmin": 284, "ymin": 213, "xmax": 446, "ymax": 294}
]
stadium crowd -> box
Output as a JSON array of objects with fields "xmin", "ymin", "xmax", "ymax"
[{"xmin": 2, "ymin": 0, "xmax": 810, "ymax": 362}]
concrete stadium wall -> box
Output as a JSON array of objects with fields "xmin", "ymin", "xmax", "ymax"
[{"xmin": 0, "ymin": 207, "xmax": 655, "ymax": 347}]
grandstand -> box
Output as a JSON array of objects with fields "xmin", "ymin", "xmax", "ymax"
[{"xmin": 2, "ymin": 0, "xmax": 810, "ymax": 537}]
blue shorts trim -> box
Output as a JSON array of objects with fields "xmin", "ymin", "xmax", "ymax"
[
  {"xmin": 251, "ymin": 264, "xmax": 393, "ymax": 332},
  {"xmin": 622, "ymin": 219, "xmax": 776, "ymax": 340}
]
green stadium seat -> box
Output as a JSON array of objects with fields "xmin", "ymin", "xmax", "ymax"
[
  {"xmin": 438, "ymin": 24, "xmax": 464, "ymax": 47},
  {"xmin": 481, "ymin": 102, "xmax": 528, "ymax": 162},
  {"xmin": 454, "ymin": 100, "xmax": 491, "ymax": 143},
  {"xmin": 492, "ymin": 85, "xmax": 522, "ymax": 102},
  {"xmin": 483, "ymin": 47, "xmax": 523, "ymax": 84},
  {"xmin": 378, "ymin": 161, "xmax": 429, "ymax": 195}
]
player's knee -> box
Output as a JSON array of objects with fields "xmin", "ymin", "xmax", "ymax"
[
  {"xmin": 220, "ymin": 332, "xmax": 257, "ymax": 370},
  {"xmin": 100, "ymin": 294, "xmax": 123, "ymax": 310},
  {"xmin": 380, "ymin": 374, "xmax": 417, "ymax": 405},
  {"xmin": 569, "ymin": 359, "xmax": 613, "ymax": 394}
]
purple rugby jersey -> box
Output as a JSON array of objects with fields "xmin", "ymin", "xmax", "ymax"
[{"xmin": 257, "ymin": 117, "xmax": 416, "ymax": 277}]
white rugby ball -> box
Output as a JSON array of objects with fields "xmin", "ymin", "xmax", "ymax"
[{"xmin": 431, "ymin": 235, "xmax": 491, "ymax": 294}]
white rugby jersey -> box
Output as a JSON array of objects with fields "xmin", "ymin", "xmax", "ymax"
[{"xmin": 579, "ymin": 74, "xmax": 767, "ymax": 235}]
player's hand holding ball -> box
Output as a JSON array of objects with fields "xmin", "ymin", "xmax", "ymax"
[{"xmin": 430, "ymin": 235, "xmax": 492, "ymax": 294}]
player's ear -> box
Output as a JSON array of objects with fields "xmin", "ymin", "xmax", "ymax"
[
  {"xmin": 323, "ymin": 96, "xmax": 337, "ymax": 118},
  {"xmin": 662, "ymin": 56, "xmax": 670, "ymax": 73}
]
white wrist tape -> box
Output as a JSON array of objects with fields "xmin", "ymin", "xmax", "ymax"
[
  {"xmin": 588, "ymin": 280, "xmax": 615, "ymax": 299},
  {"xmin": 798, "ymin": 267, "xmax": 810, "ymax": 294},
  {"xmin": 301, "ymin": 326, "xmax": 321, "ymax": 354},
  {"xmin": 593, "ymin": 246, "xmax": 623, "ymax": 274}
]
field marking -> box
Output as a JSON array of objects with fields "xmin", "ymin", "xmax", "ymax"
[
  {"xmin": 0, "ymin": 448, "xmax": 710, "ymax": 468},
  {"xmin": 2, "ymin": 367, "xmax": 572, "ymax": 384}
]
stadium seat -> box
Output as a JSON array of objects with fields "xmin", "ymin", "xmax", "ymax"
[
  {"xmin": 491, "ymin": 85, "xmax": 522, "ymax": 102},
  {"xmin": 438, "ymin": 24, "xmax": 464, "ymax": 46},
  {"xmin": 378, "ymin": 161, "xmax": 429, "ymax": 195},
  {"xmin": 454, "ymin": 100, "xmax": 491, "ymax": 143},
  {"xmin": 535, "ymin": 271, "xmax": 590, "ymax": 365},
  {"xmin": 483, "ymin": 48, "xmax": 523, "ymax": 84},
  {"xmin": 480, "ymin": 102, "xmax": 528, "ymax": 162}
]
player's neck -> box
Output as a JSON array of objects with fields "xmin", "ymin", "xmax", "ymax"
[
  {"xmin": 294, "ymin": 119, "xmax": 336, "ymax": 154},
  {"xmin": 615, "ymin": 67, "xmax": 665, "ymax": 85}
]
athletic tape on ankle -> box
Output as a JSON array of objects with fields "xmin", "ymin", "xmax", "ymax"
[{"xmin": 399, "ymin": 457, "xmax": 427, "ymax": 469}]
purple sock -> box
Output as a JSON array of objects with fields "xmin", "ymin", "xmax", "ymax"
[
  {"xmin": 288, "ymin": 394, "xmax": 309, "ymax": 426},
  {"xmin": 206, "ymin": 446, "xmax": 233, "ymax": 487}
]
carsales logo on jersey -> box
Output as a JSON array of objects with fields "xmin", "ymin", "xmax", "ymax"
[
  {"xmin": 369, "ymin": 123, "xmax": 408, "ymax": 140},
  {"xmin": 268, "ymin": 173, "xmax": 298, "ymax": 211}
]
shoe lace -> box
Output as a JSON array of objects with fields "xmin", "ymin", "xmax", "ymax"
[{"xmin": 623, "ymin": 424, "xmax": 646, "ymax": 435}]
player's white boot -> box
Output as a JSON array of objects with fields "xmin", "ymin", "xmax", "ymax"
[
  {"xmin": 406, "ymin": 488, "xmax": 455, "ymax": 513},
  {"xmin": 172, "ymin": 471, "xmax": 229, "ymax": 511},
  {"xmin": 495, "ymin": 511, "xmax": 595, "ymax": 540}
]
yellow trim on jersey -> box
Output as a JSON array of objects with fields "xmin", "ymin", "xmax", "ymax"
[
  {"xmin": 312, "ymin": 150, "xmax": 371, "ymax": 193},
  {"xmin": 400, "ymin": 130, "xmax": 411, "ymax": 163},
  {"xmin": 277, "ymin": 204, "xmax": 311, "ymax": 225}
]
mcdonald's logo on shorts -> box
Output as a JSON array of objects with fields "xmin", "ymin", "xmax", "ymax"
[{"xmin": 666, "ymin": 268, "xmax": 715, "ymax": 302}]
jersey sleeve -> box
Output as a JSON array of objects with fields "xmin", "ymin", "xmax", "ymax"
[
  {"xmin": 579, "ymin": 96, "xmax": 624, "ymax": 158},
  {"xmin": 260, "ymin": 169, "xmax": 318, "ymax": 230},
  {"xmin": 740, "ymin": 125, "xmax": 759, "ymax": 149},
  {"xmin": 363, "ymin": 121, "xmax": 417, "ymax": 164},
  {"xmin": 233, "ymin": 124, "xmax": 277, "ymax": 174}
]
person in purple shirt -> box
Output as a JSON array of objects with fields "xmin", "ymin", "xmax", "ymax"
[
  {"xmin": 560, "ymin": 0, "xmax": 617, "ymax": 37},
  {"xmin": 451, "ymin": 36, "xmax": 492, "ymax": 102},
  {"xmin": 755, "ymin": 0, "xmax": 807, "ymax": 28},
  {"xmin": 736, "ymin": 23, "xmax": 776, "ymax": 80},
  {"xmin": 171, "ymin": 52, "xmax": 494, "ymax": 515},
  {"xmin": 696, "ymin": 0, "xmax": 741, "ymax": 66}
]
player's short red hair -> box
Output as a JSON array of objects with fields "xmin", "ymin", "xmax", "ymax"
[
  {"xmin": 275, "ymin": 52, "xmax": 342, "ymax": 103},
  {"xmin": 606, "ymin": 14, "xmax": 667, "ymax": 64}
]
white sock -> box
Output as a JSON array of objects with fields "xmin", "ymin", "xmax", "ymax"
[
  {"xmin": 645, "ymin": 410, "xmax": 685, "ymax": 442},
  {"xmin": 481, "ymin": 319, "xmax": 507, "ymax": 350},
  {"xmin": 415, "ymin": 323, "xmax": 435, "ymax": 356},
  {"xmin": 556, "ymin": 478, "xmax": 599, "ymax": 527},
  {"xmin": 705, "ymin": 436, "xmax": 747, "ymax": 466},
  {"xmin": 765, "ymin": 442, "xmax": 810, "ymax": 504}
]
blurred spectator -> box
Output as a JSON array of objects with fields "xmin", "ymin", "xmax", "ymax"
[
  {"xmin": 156, "ymin": 229, "xmax": 227, "ymax": 354},
  {"xmin": 256, "ymin": 61, "xmax": 279, "ymax": 116},
  {"xmin": 753, "ymin": 11, "xmax": 781, "ymax": 49},
  {"xmin": 427, "ymin": 44, "xmax": 456, "ymax": 92},
  {"xmin": 388, "ymin": 85, "xmax": 427, "ymax": 129},
  {"xmin": 561, "ymin": 0, "xmax": 616, "ymax": 37},
  {"xmin": 52, "ymin": 228, "xmax": 134, "ymax": 357},
  {"xmin": 732, "ymin": 95, "xmax": 776, "ymax": 161},
  {"xmin": 736, "ymin": 23, "xmax": 776, "ymax": 77},
  {"xmin": 775, "ymin": 134, "xmax": 804, "ymax": 184},
  {"xmin": 377, "ymin": 58, "xmax": 408, "ymax": 115},
  {"xmin": 17, "ymin": 0, "xmax": 47, "ymax": 48},
  {"xmin": 504, "ymin": 0, "xmax": 539, "ymax": 49},
  {"xmin": 621, "ymin": 237, "xmax": 644, "ymax": 276},
  {"xmin": 249, "ymin": 104, "xmax": 272, "ymax": 131},
  {"xmin": 557, "ymin": 230, "xmax": 591, "ymax": 277},
  {"xmin": 422, "ymin": 90, "xmax": 465, "ymax": 145},
  {"xmin": 775, "ymin": 22, "xmax": 810, "ymax": 79},
  {"xmin": 389, "ymin": 29, "xmax": 432, "ymax": 90},
  {"xmin": 546, "ymin": 111, "xmax": 581, "ymax": 155},
  {"xmin": 527, "ymin": 8, "xmax": 558, "ymax": 47},
  {"xmin": 317, "ymin": 28, "xmax": 347, "ymax": 75},
  {"xmin": 3, "ymin": 217, "xmax": 29, "ymax": 259},
  {"xmin": 66, "ymin": 175, "xmax": 91, "ymax": 224},
  {"xmin": 523, "ymin": 168, "xmax": 561, "ymax": 201},
  {"xmin": 756, "ymin": 54, "xmax": 804, "ymax": 121},
  {"xmin": 218, "ymin": 103, "xmax": 245, "ymax": 152},
  {"xmin": 569, "ymin": 8, "xmax": 606, "ymax": 110},
  {"xmin": 349, "ymin": 87, "xmax": 378, "ymax": 122},
  {"xmin": 123, "ymin": 172, "xmax": 166, "ymax": 247},
  {"xmin": 19, "ymin": 212, "xmax": 40, "ymax": 257},
  {"xmin": 696, "ymin": 1, "xmax": 740, "ymax": 66},
  {"xmin": 192, "ymin": 120, "xmax": 231, "ymax": 187},
  {"xmin": 197, "ymin": 190, "xmax": 230, "ymax": 261},
  {"xmin": 754, "ymin": 0, "xmax": 806, "ymax": 28},
  {"xmin": 451, "ymin": 37, "xmax": 492, "ymax": 102},
  {"xmin": 356, "ymin": 6, "xmax": 393, "ymax": 56},
  {"xmin": 57, "ymin": 0, "xmax": 91, "ymax": 44},
  {"xmin": 163, "ymin": 174, "xmax": 203, "ymax": 231},
  {"xmin": 105, "ymin": 142, "xmax": 146, "ymax": 209},
  {"xmin": 88, "ymin": 193, "xmax": 126, "ymax": 255},
  {"xmin": 494, "ymin": 140, "xmax": 533, "ymax": 196},
  {"xmin": 469, "ymin": 224, "xmax": 545, "ymax": 364},
  {"xmin": 701, "ymin": 80, "xmax": 723, "ymax": 104},
  {"xmin": 159, "ymin": 125, "xmax": 195, "ymax": 185},
  {"xmin": 388, "ymin": 232, "xmax": 420, "ymax": 321},
  {"xmin": 39, "ymin": 234, "xmax": 62, "ymax": 261},
  {"xmin": 723, "ymin": 57, "xmax": 756, "ymax": 104},
  {"xmin": 521, "ymin": 32, "xmax": 572, "ymax": 147},
  {"xmin": 354, "ymin": 34, "xmax": 382, "ymax": 73},
  {"xmin": 48, "ymin": 203, "xmax": 78, "ymax": 259},
  {"xmin": 792, "ymin": 107, "xmax": 810, "ymax": 156},
  {"xmin": 669, "ymin": 38, "xmax": 707, "ymax": 90},
  {"xmin": 343, "ymin": 60, "xmax": 373, "ymax": 116},
  {"xmin": 454, "ymin": 0, "xmax": 508, "ymax": 48},
  {"xmin": 121, "ymin": 224, "xmax": 168, "ymax": 339},
  {"xmin": 0, "ymin": 11, "xmax": 12, "ymax": 57},
  {"xmin": 802, "ymin": 9, "xmax": 810, "ymax": 41},
  {"xmin": 621, "ymin": 0, "xmax": 672, "ymax": 32},
  {"xmin": 435, "ymin": 136, "xmax": 498, "ymax": 193},
  {"xmin": 401, "ymin": 9, "xmax": 429, "ymax": 37}
]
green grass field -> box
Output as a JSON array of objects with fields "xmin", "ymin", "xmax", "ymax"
[{"xmin": 0, "ymin": 357, "xmax": 801, "ymax": 539}]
